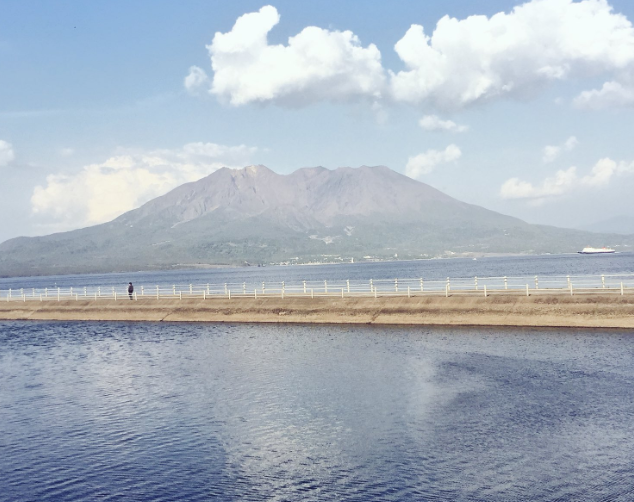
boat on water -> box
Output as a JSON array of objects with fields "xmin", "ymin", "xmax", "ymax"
[{"xmin": 578, "ymin": 247, "xmax": 616, "ymax": 254}]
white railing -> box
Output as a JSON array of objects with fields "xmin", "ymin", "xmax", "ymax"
[{"xmin": 1, "ymin": 273, "xmax": 634, "ymax": 302}]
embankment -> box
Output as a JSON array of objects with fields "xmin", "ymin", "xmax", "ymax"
[{"xmin": 0, "ymin": 295, "xmax": 633, "ymax": 328}]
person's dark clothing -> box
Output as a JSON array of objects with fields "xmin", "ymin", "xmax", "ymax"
[{"xmin": 128, "ymin": 283, "xmax": 134, "ymax": 300}]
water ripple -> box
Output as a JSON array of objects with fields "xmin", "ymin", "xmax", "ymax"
[{"xmin": 1, "ymin": 321, "xmax": 634, "ymax": 500}]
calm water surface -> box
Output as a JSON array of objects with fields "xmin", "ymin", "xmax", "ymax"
[
  {"xmin": 1, "ymin": 322, "xmax": 633, "ymax": 501},
  {"xmin": 1, "ymin": 252, "xmax": 633, "ymax": 290}
]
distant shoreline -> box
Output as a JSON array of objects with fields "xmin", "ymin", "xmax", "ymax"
[
  {"xmin": 1, "ymin": 295, "xmax": 632, "ymax": 329},
  {"xmin": 1, "ymin": 251, "xmax": 632, "ymax": 281}
]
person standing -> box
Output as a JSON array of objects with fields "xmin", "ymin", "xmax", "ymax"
[{"xmin": 128, "ymin": 282, "xmax": 134, "ymax": 300}]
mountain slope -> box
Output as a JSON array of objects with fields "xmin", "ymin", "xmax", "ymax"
[{"xmin": 1, "ymin": 165, "xmax": 631, "ymax": 276}]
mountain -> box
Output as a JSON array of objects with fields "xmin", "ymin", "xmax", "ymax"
[
  {"xmin": 578, "ymin": 215, "xmax": 634, "ymax": 235},
  {"xmin": 1, "ymin": 165, "xmax": 632, "ymax": 276}
]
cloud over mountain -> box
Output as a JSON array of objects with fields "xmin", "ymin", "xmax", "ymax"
[
  {"xmin": 390, "ymin": 0, "xmax": 634, "ymax": 108},
  {"xmin": 500, "ymin": 157, "xmax": 634, "ymax": 201},
  {"xmin": 31, "ymin": 143, "xmax": 258, "ymax": 229},
  {"xmin": 199, "ymin": 5, "xmax": 385, "ymax": 106},
  {"xmin": 188, "ymin": 1, "xmax": 634, "ymax": 111},
  {"xmin": 405, "ymin": 144, "xmax": 461, "ymax": 179}
]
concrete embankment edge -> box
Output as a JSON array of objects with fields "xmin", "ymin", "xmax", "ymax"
[{"xmin": 0, "ymin": 295, "xmax": 633, "ymax": 329}]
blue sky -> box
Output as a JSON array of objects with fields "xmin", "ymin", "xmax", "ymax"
[{"xmin": 2, "ymin": 0, "xmax": 634, "ymax": 242}]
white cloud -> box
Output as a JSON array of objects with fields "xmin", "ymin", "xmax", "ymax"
[
  {"xmin": 31, "ymin": 142, "xmax": 258, "ymax": 229},
  {"xmin": 581, "ymin": 157, "xmax": 634, "ymax": 186},
  {"xmin": 501, "ymin": 167, "xmax": 577, "ymax": 199},
  {"xmin": 0, "ymin": 140, "xmax": 15, "ymax": 166},
  {"xmin": 184, "ymin": 66, "xmax": 211, "ymax": 96},
  {"xmin": 390, "ymin": 0, "xmax": 634, "ymax": 109},
  {"xmin": 202, "ymin": 5, "xmax": 385, "ymax": 106},
  {"xmin": 542, "ymin": 135, "xmax": 578, "ymax": 163},
  {"xmin": 188, "ymin": 2, "xmax": 634, "ymax": 110},
  {"xmin": 574, "ymin": 80, "xmax": 634, "ymax": 109},
  {"xmin": 405, "ymin": 144, "xmax": 461, "ymax": 179},
  {"xmin": 419, "ymin": 115, "xmax": 468, "ymax": 132},
  {"xmin": 501, "ymin": 156, "xmax": 634, "ymax": 200}
]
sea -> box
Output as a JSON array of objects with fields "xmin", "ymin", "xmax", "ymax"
[{"xmin": 1, "ymin": 253, "xmax": 634, "ymax": 501}]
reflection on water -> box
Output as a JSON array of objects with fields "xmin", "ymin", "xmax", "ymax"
[{"xmin": 1, "ymin": 322, "xmax": 633, "ymax": 501}]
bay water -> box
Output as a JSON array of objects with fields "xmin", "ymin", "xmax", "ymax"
[{"xmin": 1, "ymin": 321, "xmax": 634, "ymax": 501}]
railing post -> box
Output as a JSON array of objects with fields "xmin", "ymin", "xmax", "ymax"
[
  {"xmin": 484, "ymin": 285, "xmax": 487, "ymax": 297},
  {"xmin": 602, "ymin": 275, "xmax": 605, "ymax": 288},
  {"xmin": 156, "ymin": 286, "xmax": 159, "ymax": 299},
  {"xmin": 394, "ymin": 278, "xmax": 398, "ymax": 292},
  {"xmin": 84, "ymin": 287, "xmax": 87, "ymax": 297},
  {"xmin": 243, "ymin": 282, "xmax": 246, "ymax": 295},
  {"xmin": 9, "ymin": 288, "xmax": 11, "ymax": 301},
  {"xmin": 374, "ymin": 286, "xmax": 377, "ymax": 299},
  {"xmin": 407, "ymin": 286, "xmax": 411, "ymax": 298},
  {"xmin": 311, "ymin": 288, "xmax": 314, "ymax": 299},
  {"xmin": 567, "ymin": 275, "xmax": 571, "ymax": 288},
  {"xmin": 504, "ymin": 276, "xmax": 508, "ymax": 290},
  {"xmin": 526, "ymin": 284, "xmax": 529, "ymax": 297},
  {"xmin": 224, "ymin": 283, "xmax": 228, "ymax": 295},
  {"xmin": 228, "ymin": 289, "xmax": 231, "ymax": 299},
  {"xmin": 341, "ymin": 288, "xmax": 344, "ymax": 298},
  {"xmin": 303, "ymin": 280, "xmax": 307, "ymax": 294},
  {"xmin": 621, "ymin": 282, "xmax": 624, "ymax": 296},
  {"xmin": 173, "ymin": 285, "xmax": 176, "ymax": 295},
  {"xmin": 203, "ymin": 290, "xmax": 206, "ymax": 300},
  {"xmin": 346, "ymin": 279, "xmax": 350, "ymax": 293},
  {"xmin": 262, "ymin": 282, "xmax": 265, "ymax": 293},
  {"xmin": 189, "ymin": 284, "xmax": 193, "ymax": 295},
  {"xmin": 134, "ymin": 292, "xmax": 137, "ymax": 301},
  {"xmin": 445, "ymin": 284, "xmax": 449, "ymax": 297},
  {"xmin": 475, "ymin": 276, "xmax": 478, "ymax": 290},
  {"xmin": 324, "ymin": 280, "xmax": 328, "ymax": 293},
  {"xmin": 141, "ymin": 286, "xmax": 144, "ymax": 296},
  {"xmin": 57, "ymin": 288, "xmax": 60, "ymax": 301},
  {"xmin": 570, "ymin": 283, "xmax": 573, "ymax": 296},
  {"xmin": 207, "ymin": 284, "xmax": 210, "ymax": 295},
  {"xmin": 179, "ymin": 291, "xmax": 182, "ymax": 300},
  {"xmin": 114, "ymin": 291, "xmax": 117, "ymax": 301},
  {"xmin": 98, "ymin": 287, "xmax": 101, "ymax": 297},
  {"xmin": 282, "ymin": 281, "xmax": 285, "ymax": 297},
  {"xmin": 420, "ymin": 278, "xmax": 423, "ymax": 292},
  {"xmin": 446, "ymin": 277, "xmax": 450, "ymax": 291},
  {"xmin": 370, "ymin": 279, "xmax": 373, "ymax": 293},
  {"xmin": 45, "ymin": 287, "xmax": 48, "ymax": 298},
  {"xmin": 535, "ymin": 276, "xmax": 538, "ymax": 290}
]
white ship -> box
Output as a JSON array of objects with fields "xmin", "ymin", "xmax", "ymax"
[{"xmin": 578, "ymin": 247, "xmax": 616, "ymax": 254}]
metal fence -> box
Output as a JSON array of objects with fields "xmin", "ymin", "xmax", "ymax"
[{"xmin": 2, "ymin": 273, "xmax": 634, "ymax": 302}]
